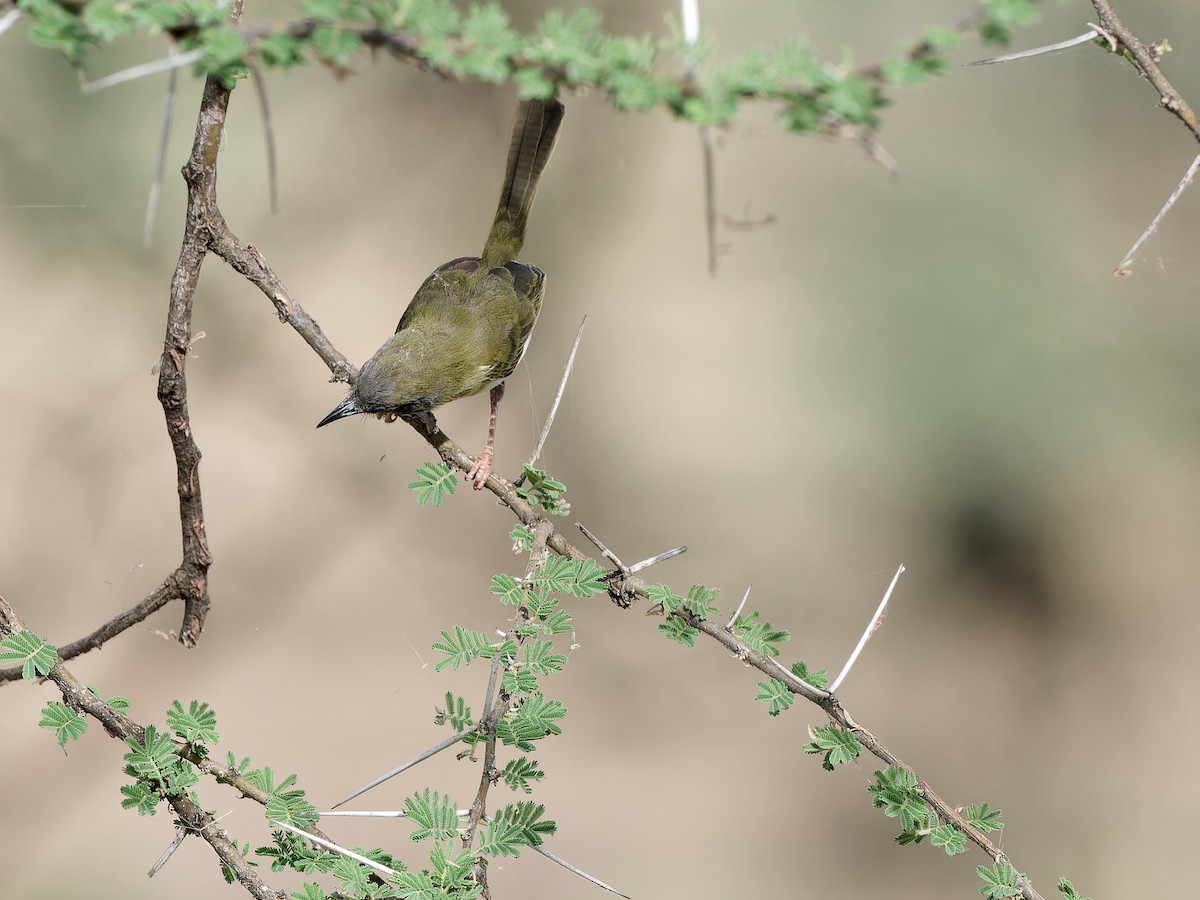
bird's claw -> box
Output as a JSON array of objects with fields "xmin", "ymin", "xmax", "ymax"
[{"xmin": 466, "ymin": 447, "xmax": 494, "ymax": 491}]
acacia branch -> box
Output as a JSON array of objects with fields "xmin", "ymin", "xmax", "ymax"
[{"xmin": 0, "ymin": 597, "xmax": 289, "ymax": 899}]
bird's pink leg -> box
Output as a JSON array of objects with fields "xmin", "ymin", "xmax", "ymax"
[{"xmin": 467, "ymin": 383, "xmax": 505, "ymax": 490}]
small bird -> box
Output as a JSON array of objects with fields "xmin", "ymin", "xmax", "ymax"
[{"xmin": 318, "ymin": 97, "xmax": 565, "ymax": 489}]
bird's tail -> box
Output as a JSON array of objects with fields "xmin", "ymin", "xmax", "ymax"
[{"xmin": 482, "ymin": 97, "xmax": 565, "ymax": 268}]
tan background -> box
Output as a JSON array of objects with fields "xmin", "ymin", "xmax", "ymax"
[{"xmin": 3, "ymin": 1, "xmax": 1199, "ymax": 898}]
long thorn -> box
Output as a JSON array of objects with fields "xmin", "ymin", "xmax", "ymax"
[
  {"xmin": 248, "ymin": 63, "xmax": 280, "ymax": 215},
  {"xmin": 143, "ymin": 45, "xmax": 180, "ymax": 248},
  {"xmin": 0, "ymin": 7, "xmax": 23, "ymax": 38},
  {"xmin": 1115, "ymin": 152, "xmax": 1200, "ymax": 276},
  {"xmin": 532, "ymin": 843, "xmax": 633, "ymax": 899},
  {"xmin": 523, "ymin": 315, "xmax": 587, "ymax": 476},
  {"xmin": 724, "ymin": 584, "xmax": 752, "ymax": 630},
  {"xmin": 828, "ymin": 564, "xmax": 905, "ymax": 693},
  {"xmin": 627, "ymin": 545, "xmax": 687, "ymax": 574},
  {"xmin": 966, "ymin": 29, "xmax": 1099, "ymax": 66},
  {"xmin": 81, "ymin": 49, "xmax": 204, "ymax": 93},
  {"xmin": 331, "ymin": 726, "xmax": 475, "ymax": 808},
  {"xmin": 271, "ymin": 821, "xmax": 397, "ymax": 876},
  {"xmin": 576, "ymin": 522, "xmax": 627, "ymax": 572}
]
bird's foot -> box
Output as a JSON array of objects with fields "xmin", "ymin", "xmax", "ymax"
[
  {"xmin": 466, "ymin": 446, "xmax": 494, "ymax": 491},
  {"xmin": 375, "ymin": 411, "xmax": 398, "ymax": 424}
]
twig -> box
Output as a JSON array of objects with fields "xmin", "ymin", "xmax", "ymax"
[
  {"xmin": 965, "ymin": 29, "xmax": 1100, "ymax": 66},
  {"xmin": 530, "ymin": 843, "xmax": 632, "ymax": 899},
  {"xmin": 828, "ymin": 564, "xmax": 905, "ymax": 694},
  {"xmin": 331, "ymin": 726, "xmax": 476, "ymax": 809},
  {"xmin": 1114, "ymin": 152, "xmax": 1200, "ymax": 277},
  {"xmin": 520, "ymin": 315, "xmax": 587, "ymax": 479},
  {"xmin": 143, "ymin": 43, "xmax": 181, "ymax": 248},
  {"xmin": 80, "ymin": 49, "xmax": 204, "ymax": 94}
]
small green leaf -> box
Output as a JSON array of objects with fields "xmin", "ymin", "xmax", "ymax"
[
  {"xmin": 166, "ymin": 699, "xmax": 219, "ymax": 748},
  {"xmin": 409, "ymin": 461, "xmax": 456, "ymax": 506},
  {"xmin": 966, "ymin": 801, "xmax": 1004, "ymax": 833},
  {"xmin": 404, "ymin": 788, "xmax": 460, "ymax": 842},
  {"xmin": 432, "ymin": 626, "xmax": 492, "ymax": 671},
  {"xmin": 657, "ymin": 616, "xmax": 698, "ymax": 647},
  {"xmin": 931, "ymin": 825, "xmax": 966, "ymax": 856},
  {"xmin": 1, "ymin": 630, "xmax": 58, "ymax": 679},
  {"xmin": 1057, "ymin": 877, "xmax": 1091, "ymax": 900},
  {"xmin": 978, "ymin": 862, "xmax": 1022, "ymax": 899},
  {"xmin": 790, "ymin": 660, "xmax": 828, "ymax": 689},
  {"xmin": 490, "ymin": 573, "xmax": 525, "ymax": 606},
  {"xmin": 683, "ymin": 584, "xmax": 718, "ymax": 617},
  {"xmin": 802, "ymin": 724, "xmax": 860, "ymax": 769},
  {"xmin": 40, "ymin": 701, "xmax": 87, "ymax": 746},
  {"xmin": 755, "ymin": 678, "xmax": 794, "ymax": 716},
  {"xmin": 509, "ymin": 524, "xmax": 535, "ymax": 552},
  {"xmin": 646, "ymin": 583, "xmax": 684, "ymax": 613}
]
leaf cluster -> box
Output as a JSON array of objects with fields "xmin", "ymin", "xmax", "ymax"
[{"xmin": 14, "ymin": 0, "xmax": 1042, "ymax": 135}]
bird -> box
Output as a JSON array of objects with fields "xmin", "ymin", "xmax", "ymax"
[{"xmin": 317, "ymin": 97, "xmax": 565, "ymax": 490}]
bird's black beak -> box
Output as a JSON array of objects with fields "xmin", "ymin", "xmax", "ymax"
[{"xmin": 316, "ymin": 396, "xmax": 362, "ymax": 428}]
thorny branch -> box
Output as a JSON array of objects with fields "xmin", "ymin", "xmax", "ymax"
[
  {"xmin": 19, "ymin": 2, "xmax": 1193, "ymax": 898},
  {"xmin": 0, "ymin": 597, "xmax": 290, "ymax": 900}
]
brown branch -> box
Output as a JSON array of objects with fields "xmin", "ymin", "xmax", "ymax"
[
  {"xmin": 0, "ymin": 597, "xmax": 289, "ymax": 899},
  {"xmin": 1089, "ymin": 0, "xmax": 1200, "ymax": 143},
  {"xmin": 370, "ymin": 415, "xmax": 1043, "ymax": 899}
]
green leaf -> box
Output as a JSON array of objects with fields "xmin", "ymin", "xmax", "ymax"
[
  {"xmin": 120, "ymin": 780, "xmax": 160, "ymax": 816},
  {"xmin": 166, "ymin": 699, "xmax": 219, "ymax": 749},
  {"xmin": 530, "ymin": 556, "xmax": 606, "ymax": 598},
  {"xmin": 291, "ymin": 883, "xmax": 328, "ymax": 900},
  {"xmin": 802, "ymin": 724, "xmax": 860, "ymax": 769},
  {"xmin": 515, "ymin": 465, "xmax": 569, "ymax": 515},
  {"xmin": 490, "ymin": 573, "xmax": 525, "ymax": 606},
  {"xmin": 520, "ymin": 640, "xmax": 568, "ymax": 676},
  {"xmin": 432, "ymin": 626, "xmax": 492, "ymax": 671},
  {"xmin": 646, "ymin": 583, "xmax": 684, "ymax": 613},
  {"xmin": 790, "ymin": 660, "xmax": 828, "ymax": 689},
  {"xmin": 310, "ymin": 25, "xmax": 363, "ymax": 67},
  {"xmin": 683, "ymin": 584, "xmax": 718, "ymax": 617},
  {"xmin": 658, "ymin": 616, "xmax": 699, "ymax": 647},
  {"xmin": 499, "ymin": 757, "xmax": 544, "ymax": 794},
  {"xmin": 481, "ymin": 801, "xmax": 555, "ymax": 856},
  {"xmin": 966, "ymin": 801, "xmax": 1004, "ymax": 833},
  {"xmin": 1, "ymin": 630, "xmax": 57, "ymax": 679},
  {"xmin": 503, "ymin": 668, "xmax": 540, "ymax": 696},
  {"xmin": 266, "ymin": 784, "xmax": 318, "ymax": 830},
  {"xmin": 754, "ymin": 679, "xmax": 794, "ymax": 717},
  {"xmin": 404, "ymin": 788, "xmax": 460, "ymax": 842},
  {"xmin": 330, "ymin": 856, "xmax": 373, "ymax": 897},
  {"xmin": 40, "ymin": 701, "xmax": 88, "ymax": 746},
  {"xmin": 509, "ymin": 524, "xmax": 535, "ymax": 552},
  {"xmin": 931, "ymin": 824, "xmax": 966, "ymax": 855},
  {"xmin": 732, "ymin": 611, "xmax": 789, "ymax": 656},
  {"xmin": 978, "ymin": 862, "xmax": 1022, "ymax": 899},
  {"xmin": 258, "ymin": 32, "xmax": 306, "ymax": 69},
  {"xmin": 1057, "ymin": 877, "xmax": 1091, "ymax": 900},
  {"xmin": 408, "ymin": 461, "xmax": 456, "ymax": 507},
  {"xmin": 435, "ymin": 692, "xmax": 474, "ymax": 732},
  {"xmin": 868, "ymin": 765, "xmax": 931, "ymax": 833}
]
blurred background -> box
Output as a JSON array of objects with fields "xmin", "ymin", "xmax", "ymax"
[{"xmin": 3, "ymin": 1, "xmax": 1199, "ymax": 898}]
